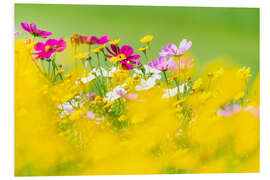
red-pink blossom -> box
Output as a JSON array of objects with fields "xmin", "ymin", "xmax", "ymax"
[
  {"xmin": 33, "ymin": 38, "xmax": 67, "ymax": 60},
  {"xmin": 20, "ymin": 22, "xmax": 52, "ymax": 38}
]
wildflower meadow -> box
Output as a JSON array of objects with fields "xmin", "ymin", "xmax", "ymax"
[{"xmin": 15, "ymin": 4, "xmax": 259, "ymax": 176}]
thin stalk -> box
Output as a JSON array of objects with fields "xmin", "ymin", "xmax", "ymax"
[
  {"xmin": 163, "ymin": 71, "xmax": 171, "ymax": 97},
  {"xmin": 174, "ymin": 79, "xmax": 181, "ymax": 100},
  {"xmin": 143, "ymin": 51, "xmax": 149, "ymax": 63},
  {"xmin": 96, "ymin": 53, "xmax": 106, "ymax": 94},
  {"xmin": 48, "ymin": 60, "xmax": 51, "ymax": 78},
  {"xmin": 147, "ymin": 42, "xmax": 153, "ymax": 61}
]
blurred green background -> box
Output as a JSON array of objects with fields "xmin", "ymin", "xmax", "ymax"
[{"xmin": 15, "ymin": 4, "xmax": 259, "ymax": 81}]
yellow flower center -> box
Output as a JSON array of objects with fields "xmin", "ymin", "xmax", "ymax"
[
  {"xmin": 109, "ymin": 54, "xmax": 126, "ymax": 64},
  {"xmin": 45, "ymin": 45, "xmax": 52, "ymax": 52}
]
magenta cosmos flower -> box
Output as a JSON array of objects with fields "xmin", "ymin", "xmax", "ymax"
[
  {"xmin": 21, "ymin": 22, "xmax": 52, "ymax": 38},
  {"xmin": 160, "ymin": 39, "xmax": 192, "ymax": 57},
  {"xmin": 81, "ymin": 35, "xmax": 109, "ymax": 45},
  {"xmin": 106, "ymin": 44, "xmax": 141, "ymax": 70},
  {"xmin": 33, "ymin": 38, "xmax": 67, "ymax": 60},
  {"xmin": 149, "ymin": 56, "xmax": 170, "ymax": 71}
]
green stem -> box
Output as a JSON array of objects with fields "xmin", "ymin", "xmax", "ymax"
[
  {"xmin": 147, "ymin": 42, "xmax": 153, "ymax": 61},
  {"xmin": 48, "ymin": 60, "xmax": 51, "ymax": 78},
  {"xmin": 174, "ymin": 79, "xmax": 181, "ymax": 100},
  {"xmin": 163, "ymin": 71, "xmax": 171, "ymax": 97},
  {"xmin": 143, "ymin": 51, "xmax": 149, "ymax": 63},
  {"xmin": 96, "ymin": 53, "xmax": 106, "ymax": 94},
  {"xmin": 88, "ymin": 44, "xmax": 91, "ymax": 53}
]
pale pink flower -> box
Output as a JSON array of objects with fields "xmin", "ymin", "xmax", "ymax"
[
  {"xmin": 86, "ymin": 111, "xmax": 95, "ymax": 119},
  {"xmin": 149, "ymin": 56, "xmax": 169, "ymax": 71},
  {"xmin": 168, "ymin": 56, "xmax": 193, "ymax": 72},
  {"xmin": 160, "ymin": 39, "xmax": 192, "ymax": 57},
  {"xmin": 218, "ymin": 104, "xmax": 242, "ymax": 117}
]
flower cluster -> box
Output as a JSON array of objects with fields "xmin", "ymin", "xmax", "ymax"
[{"xmin": 15, "ymin": 22, "xmax": 259, "ymax": 176}]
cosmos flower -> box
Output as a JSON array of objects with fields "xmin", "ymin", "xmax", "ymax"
[
  {"xmin": 168, "ymin": 56, "xmax": 193, "ymax": 72},
  {"xmin": 81, "ymin": 35, "xmax": 109, "ymax": 45},
  {"xmin": 140, "ymin": 35, "xmax": 153, "ymax": 43},
  {"xmin": 20, "ymin": 22, "xmax": 52, "ymax": 38},
  {"xmin": 104, "ymin": 84, "xmax": 127, "ymax": 102},
  {"xmin": 33, "ymin": 38, "xmax": 67, "ymax": 60},
  {"xmin": 109, "ymin": 39, "xmax": 120, "ymax": 45},
  {"xmin": 138, "ymin": 46, "xmax": 149, "ymax": 52},
  {"xmin": 160, "ymin": 39, "xmax": 192, "ymax": 57},
  {"xmin": 217, "ymin": 104, "xmax": 242, "ymax": 117},
  {"xmin": 106, "ymin": 44, "xmax": 141, "ymax": 70},
  {"xmin": 135, "ymin": 65, "xmax": 162, "ymax": 91},
  {"xmin": 70, "ymin": 33, "xmax": 83, "ymax": 46},
  {"xmin": 162, "ymin": 83, "xmax": 188, "ymax": 98},
  {"xmin": 149, "ymin": 56, "xmax": 170, "ymax": 71}
]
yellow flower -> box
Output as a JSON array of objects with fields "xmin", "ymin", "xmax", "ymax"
[
  {"xmin": 140, "ymin": 35, "xmax": 153, "ymax": 43},
  {"xmin": 104, "ymin": 101, "xmax": 114, "ymax": 109},
  {"xmin": 99, "ymin": 44, "xmax": 106, "ymax": 51},
  {"xmin": 91, "ymin": 48, "xmax": 101, "ymax": 54},
  {"xmin": 109, "ymin": 39, "xmax": 120, "ymax": 45},
  {"xmin": 109, "ymin": 54, "xmax": 126, "ymax": 64},
  {"xmin": 213, "ymin": 68, "xmax": 224, "ymax": 79},
  {"xmin": 74, "ymin": 52, "xmax": 89, "ymax": 60},
  {"xmin": 56, "ymin": 69, "xmax": 64, "ymax": 75},
  {"xmin": 24, "ymin": 38, "xmax": 34, "ymax": 50},
  {"xmin": 91, "ymin": 45, "xmax": 106, "ymax": 54},
  {"xmin": 192, "ymin": 78, "xmax": 203, "ymax": 90},
  {"xmin": 167, "ymin": 73, "xmax": 178, "ymax": 81},
  {"xmin": 64, "ymin": 73, "xmax": 72, "ymax": 79},
  {"xmin": 138, "ymin": 46, "xmax": 149, "ymax": 52},
  {"xmin": 93, "ymin": 96, "xmax": 104, "ymax": 105},
  {"xmin": 173, "ymin": 99, "xmax": 185, "ymax": 107},
  {"xmin": 69, "ymin": 110, "xmax": 81, "ymax": 121},
  {"xmin": 112, "ymin": 70, "xmax": 129, "ymax": 84},
  {"xmin": 234, "ymin": 91, "xmax": 245, "ymax": 100},
  {"xmin": 200, "ymin": 91, "xmax": 212, "ymax": 101},
  {"xmin": 118, "ymin": 115, "xmax": 128, "ymax": 122},
  {"xmin": 172, "ymin": 106, "xmax": 183, "ymax": 113},
  {"xmin": 238, "ymin": 67, "xmax": 251, "ymax": 80}
]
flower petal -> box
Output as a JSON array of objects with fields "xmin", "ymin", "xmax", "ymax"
[
  {"xmin": 120, "ymin": 45, "xmax": 133, "ymax": 57},
  {"xmin": 20, "ymin": 22, "xmax": 31, "ymax": 33},
  {"xmin": 30, "ymin": 23, "xmax": 37, "ymax": 33}
]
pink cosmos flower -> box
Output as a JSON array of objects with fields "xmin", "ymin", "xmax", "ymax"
[
  {"xmin": 81, "ymin": 35, "xmax": 109, "ymax": 45},
  {"xmin": 86, "ymin": 111, "xmax": 96, "ymax": 119},
  {"xmin": 123, "ymin": 93, "xmax": 138, "ymax": 100},
  {"xmin": 160, "ymin": 39, "xmax": 192, "ymax": 57},
  {"xmin": 86, "ymin": 93, "xmax": 97, "ymax": 101},
  {"xmin": 33, "ymin": 38, "xmax": 67, "ymax": 60},
  {"xmin": 14, "ymin": 29, "xmax": 21, "ymax": 35},
  {"xmin": 115, "ymin": 88, "xmax": 138, "ymax": 101},
  {"xmin": 65, "ymin": 108, "xmax": 74, "ymax": 114},
  {"xmin": 85, "ymin": 111, "xmax": 103, "ymax": 124},
  {"xmin": 149, "ymin": 56, "xmax": 169, "ymax": 71},
  {"xmin": 106, "ymin": 44, "xmax": 141, "ymax": 70},
  {"xmin": 168, "ymin": 56, "xmax": 193, "ymax": 72},
  {"xmin": 218, "ymin": 104, "xmax": 242, "ymax": 117},
  {"xmin": 245, "ymin": 106, "xmax": 260, "ymax": 119},
  {"xmin": 20, "ymin": 22, "xmax": 52, "ymax": 38}
]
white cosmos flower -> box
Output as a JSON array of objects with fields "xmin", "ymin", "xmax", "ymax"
[
  {"xmin": 162, "ymin": 83, "xmax": 189, "ymax": 98},
  {"xmin": 104, "ymin": 84, "xmax": 127, "ymax": 102},
  {"xmin": 92, "ymin": 67, "xmax": 108, "ymax": 77},
  {"xmin": 134, "ymin": 65, "xmax": 162, "ymax": 91},
  {"xmin": 80, "ymin": 67, "xmax": 110, "ymax": 84},
  {"xmin": 108, "ymin": 67, "xmax": 119, "ymax": 77},
  {"xmin": 81, "ymin": 73, "xmax": 96, "ymax": 83}
]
